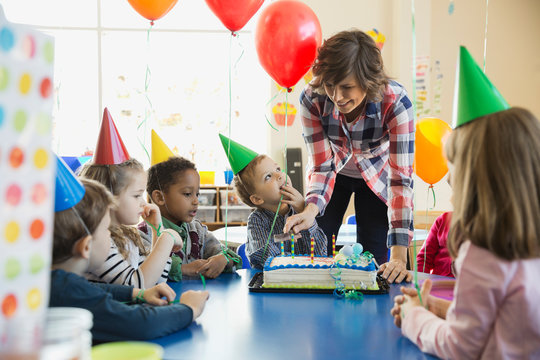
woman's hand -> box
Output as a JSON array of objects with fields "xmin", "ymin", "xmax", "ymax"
[
  {"xmin": 280, "ymin": 181, "xmax": 305, "ymax": 213},
  {"xmin": 141, "ymin": 203, "xmax": 161, "ymax": 229},
  {"xmin": 378, "ymin": 245, "xmax": 412, "ymax": 283},
  {"xmin": 284, "ymin": 203, "xmax": 319, "ymax": 234},
  {"xmin": 198, "ymin": 254, "xmax": 228, "ymax": 279}
]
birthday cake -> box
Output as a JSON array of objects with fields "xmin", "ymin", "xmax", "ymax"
[{"xmin": 262, "ymin": 250, "xmax": 378, "ymax": 290}]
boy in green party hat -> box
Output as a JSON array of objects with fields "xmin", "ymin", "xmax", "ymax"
[{"xmin": 219, "ymin": 134, "xmax": 327, "ymax": 269}]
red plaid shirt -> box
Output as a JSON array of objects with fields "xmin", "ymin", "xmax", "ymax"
[{"xmin": 300, "ymin": 80, "xmax": 414, "ymax": 247}]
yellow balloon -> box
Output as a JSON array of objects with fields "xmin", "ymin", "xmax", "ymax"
[{"xmin": 414, "ymin": 117, "xmax": 452, "ymax": 185}]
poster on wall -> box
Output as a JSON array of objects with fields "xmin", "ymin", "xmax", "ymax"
[
  {"xmin": 0, "ymin": 5, "xmax": 55, "ymax": 356},
  {"xmin": 415, "ymin": 55, "xmax": 430, "ymax": 119}
]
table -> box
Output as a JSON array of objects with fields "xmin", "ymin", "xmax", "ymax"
[
  {"xmin": 213, "ymin": 224, "xmax": 429, "ymax": 248},
  {"xmin": 151, "ymin": 270, "xmax": 445, "ymax": 360}
]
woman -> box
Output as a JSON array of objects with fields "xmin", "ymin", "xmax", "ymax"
[{"xmin": 284, "ymin": 29, "xmax": 414, "ymax": 283}]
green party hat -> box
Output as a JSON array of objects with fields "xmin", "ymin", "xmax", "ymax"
[
  {"xmin": 452, "ymin": 46, "xmax": 510, "ymax": 128},
  {"xmin": 219, "ymin": 133, "xmax": 259, "ymax": 175}
]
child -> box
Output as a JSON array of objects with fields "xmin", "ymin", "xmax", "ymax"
[
  {"xmin": 416, "ymin": 211, "xmax": 454, "ymax": 277},
  {"xmin": 143, "ymin": 156, "xmax": 241, "ymax": 281},
  {"xmin": 391, "ymin": 106, "xmax": 540, "ymax": 357},
  {"xmin": 80, "ymin": 158, "xmax": 181, "ymax": 288},
  {"xmin": 50, "ymin": 177, "xmax": 209, "ymax": 342},
  {"xmin": 219, "ymin": 134, "xmax": 327, "ymax": 269}
]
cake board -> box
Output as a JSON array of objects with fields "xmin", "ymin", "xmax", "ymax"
[{"xmin": 248, "ymin": 272, "xmax": 390, "ymax": 295}]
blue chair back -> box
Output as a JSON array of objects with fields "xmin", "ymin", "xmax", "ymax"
[
  {"xmin": 237, "ymin": 243, "xmax": 251, "ymax": 269},
  {"xmin": 346, "ymin": 214, "xmax": 356, "ymax": 224}
]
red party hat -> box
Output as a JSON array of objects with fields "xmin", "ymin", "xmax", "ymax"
[{"xmin": 93, "ymin": 108, "xmax": 130, "ymax": 165}]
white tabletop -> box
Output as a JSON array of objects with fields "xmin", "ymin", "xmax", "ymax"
[{"xmin": 213, "ymin": 224, "xmax": 428, "ymax": 247}]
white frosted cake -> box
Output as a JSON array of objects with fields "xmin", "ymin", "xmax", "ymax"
[{"xmin": 262, "ymin": 254, "xmax": 378, "ymax": 290}]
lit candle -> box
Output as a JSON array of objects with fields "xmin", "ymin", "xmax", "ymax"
[
  {"xmin": 310, "ymin": 237, "xmax": 314, "ymax": 264},
  {"xmin": 291, "ymin": 233, "xmax": 295, "ymax": 259},
  {"xmin": 281, "ymin": 241, "xmax": 285, "ymax": 256},
  {"xmin": 332, "ymin": 234, "xmax": 336, "ymax": 257}
]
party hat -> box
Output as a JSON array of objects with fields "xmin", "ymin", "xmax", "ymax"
[
  {"xmin": 452, "ymin": 46, "xmax": 510, "ymax": 128},
  {"xmin": 151, "ymin": 129, "xmax": 175, "ymax": 165},
  {"xmin": 219, "ymin": 134, "xmax": 259, "ymax": 175},
  {"xmin": 55, "ymin": 155, "xmax": 85, "ymax": 212},
  {"xmin": 93, "ymin": 108, "xmax": 131, "ymax": 165}
]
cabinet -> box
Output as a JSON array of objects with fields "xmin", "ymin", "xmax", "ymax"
[{"xmin": 199, "ymin": 186, "xmax": 250, "ymax": 231}]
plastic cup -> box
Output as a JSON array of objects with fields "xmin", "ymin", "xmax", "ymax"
[
  {"xmin": 224, "ymin": 170, "xmax": 233, "ymax": 185},
  {"xmin": 199, "ymin": 171, "xmax": 215, "ymax": 185},
  {"xmin": 91, "ymin": 342, "xmax": 164, "ymax": 360}
]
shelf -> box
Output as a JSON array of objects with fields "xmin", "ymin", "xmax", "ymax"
[{"xmin": 198, "ymin": 185, "xmax": 251, "ymax": 231}]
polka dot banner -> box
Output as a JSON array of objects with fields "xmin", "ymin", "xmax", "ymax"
[{"xmin": 0, "ymin": 9, "xmax": 55, "ymax": 351}]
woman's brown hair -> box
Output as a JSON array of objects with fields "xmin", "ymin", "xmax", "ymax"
[
  {"xmin": 79, "ymin": 158, "xmax": 148, "ymax": 259},
  {"xmin": 311, "ymin": 29, "xmax": 389, "ymax": 102},
  {"xmin": 53, "ymin": 178, "xmax": 114, "ymax": 264},
  {"xmin": 445, "ymin": 107, "xmax": 540, "ymax": 260}
]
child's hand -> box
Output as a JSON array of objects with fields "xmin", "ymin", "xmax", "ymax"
[
  {"xmin": 134, "ymin": 283, "xmax": 176, "ymax": 306},
  {"xmin": 180, "ymin": 290, "xmax": 210, "ymax": 321},
  {"xmin": 199, "ymin": 254, "xmax": 228, "ymax": 279},
  {"xmin": 280, "ymin": 181, "xmax": 305, "ymax": 213},
  {"xmin": 181, "ymin": 259, "xmax": 210, "ymax": 277},
  {"xmin": 391, "ymin": 279, "xmax": 433, "ymax": 327},
  {"xmin": 141, "ymin": 203, "xmax": 161, "ymax": 229},
  {"xmin": 160, "ymin": 228, "xmax": 184, "ymax": 252}
]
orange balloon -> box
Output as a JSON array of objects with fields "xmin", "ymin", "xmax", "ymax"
[
  {"xmin": 414, "ymin": 117, "xmax": 452, "ymax": 185},
  {"xmin": 127, "ymin": 0, "xmax": 178, "ymax": 23}
]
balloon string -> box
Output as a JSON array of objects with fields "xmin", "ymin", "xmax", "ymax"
[
  {"xmin": 137, "ymin": 24, "xmax": 154, "ymax": 163},
  {"xmin": 483, "ymin": 0, "xmax": 489, "ymax": 72},
  {"xmin": 411, "ymin": 0, "xmax": 423, "ymax": 307},
  {"xmin": 262, "ymin": 91, "xmax": 291, "ymax": 261},
  {"xmin": 264, "ymin": 89, "xmax": 284, "ymax": 131}
]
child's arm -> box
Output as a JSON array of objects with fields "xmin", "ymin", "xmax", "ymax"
[
  {"xmin": 138, "ymin": 231, "xmax": 177, "ymax": 286},
  {"xmin": 86, "ymin": 242, "xmax": 146, "ymax": 288},
  {"xmin": 50, "ymin": 270, "xmax": 206, "ymax": 342},
  {"xmin": 399, "ymin": 244, "xmax": 504, "ymax": 359},
  {"xmin": 416, "ymin": 215, "xmax": 445, "ymax": 273}
]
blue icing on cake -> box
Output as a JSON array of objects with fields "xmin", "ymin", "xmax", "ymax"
[{"xmin": 264, "ymin": 254, "xmax": 376, "ymax": 272}]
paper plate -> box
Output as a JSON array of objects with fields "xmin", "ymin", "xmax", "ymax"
[{"xmin": 91, "ymin": 341, "xmax": 163, "ymax": 360}]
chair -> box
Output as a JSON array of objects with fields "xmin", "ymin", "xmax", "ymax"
[{"xmin": 236, "ymin": 243, "xmax": 251, "ymax": 269}]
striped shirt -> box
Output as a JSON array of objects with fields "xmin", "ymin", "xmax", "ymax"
[
  {"xmin": 246, "ymin": 207, "xmax": 327, "ymax": 269},
  {"xmin": 300, "ymin": 80, "xmax": 414, "ymax": 247},
  {"xmin": 85, "ymin": 230, "xmax": 171, "ymax": 288}
]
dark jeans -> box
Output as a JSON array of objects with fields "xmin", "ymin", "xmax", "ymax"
[{"xmin": 317, "ymin": 174, "xmax": 389, "ymax": 265}]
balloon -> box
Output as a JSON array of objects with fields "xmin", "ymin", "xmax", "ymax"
[
  {"xmin": 255, "ymin": 0, "xmax": 322, "ymax": 89},
  {"xmin": 414, "ymin": 117, "xmax": 452, "ymax": 185},
  {"xmin": 126, "ymin": 0, "xmax": 178, "ymax": 24},
  {"xmin": 339, "ymin": 245, "xmax": 353, "ymax": 257},
  {"xmin": 352, "ymin": 243, "xmax": 363, "ymax": 256},
  {"xmin": 205, "ymin": 0, "xmax": 264, "ymax": 32}
]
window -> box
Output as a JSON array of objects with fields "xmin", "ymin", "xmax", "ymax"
[{"xmin": 1, "ymin": 0, "xmax": 269, "ymax": 173}]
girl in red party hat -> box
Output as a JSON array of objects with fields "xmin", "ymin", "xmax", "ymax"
[{"xmin": 80, "ymin": 108, "xmax": 181, "ymax": 288}]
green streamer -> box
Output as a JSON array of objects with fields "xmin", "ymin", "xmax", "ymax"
[{"xmin": 144, "ymin": 220, "xmax": 162, "ymax": 237}]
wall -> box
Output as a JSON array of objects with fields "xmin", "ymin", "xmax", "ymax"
[{"xmin": 267, "ymin": 0, "xmax": 540, "ymax": 218}]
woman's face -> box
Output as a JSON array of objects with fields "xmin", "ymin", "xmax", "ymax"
[{"xmin": 324, "ymin": 73, "xmax": 366, "ymax": 115}]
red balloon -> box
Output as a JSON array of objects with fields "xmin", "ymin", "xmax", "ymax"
[
  {"xmin": 127, "ymin": 0, "xmax": 178, "ymax": 23},
  {"xmin": 205, "ymin": 0, "xmax": 264, "ymax": 32},
  {"xmin": 255, "ymin": 0, "xmax": 322, "ymax": 89}
]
